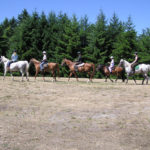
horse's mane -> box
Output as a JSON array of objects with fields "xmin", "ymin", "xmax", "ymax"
[
  {"xmin": 64, "ymin": 58, "xmax": 74, "ymax": 64},
  {"xmin": 122, "ymin": 59, "xmax": 131, "ymax": 67},
  {"xmin": 31, "ymin": 58, "xmax": 40, "ymax": 64},
  {"xmin": 1, "ymin": 56, "xmax": 9, "ymax": 62}
]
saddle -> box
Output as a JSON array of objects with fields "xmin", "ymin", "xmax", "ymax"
[
  {"xmin": 74, "ymin": 63, "xmax": 85, "ymax": 71},
  {"xmin": 43, "ymin": 63, "xmax": 48, "ymax": 69},
  {"xmin": 112, "ymin": 66, "xmax": 115, "ymax": 71},
  {"xmin": 77, "ymin": 63, "xmax": 85, "ymax": 67}
]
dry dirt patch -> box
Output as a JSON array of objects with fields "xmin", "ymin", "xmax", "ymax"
[{"xmin": 0, "ymin": 77, "xmax": 150, "ymax": 150}]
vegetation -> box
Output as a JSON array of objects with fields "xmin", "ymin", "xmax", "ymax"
[{"xmin": 0, "ymin": 9, "xmax": 150, "ymax": 77}]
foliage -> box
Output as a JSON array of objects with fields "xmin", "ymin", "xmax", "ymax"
[{"xmin": 0, "ymin": 9, "xmax": 150, "ymax": 77}]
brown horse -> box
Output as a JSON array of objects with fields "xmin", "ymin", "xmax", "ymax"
[
  {"xmin": 30, "ymin": 58, "xmax": 59, "ymax": 81},
  {"xmin": 96, "ymin": 64, "xmax": 125, "ymax": 82},
  {"xmin": 61, "ymin": 58, "xmax": 95, "ymax": 82}
]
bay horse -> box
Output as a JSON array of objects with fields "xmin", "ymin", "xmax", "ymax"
[
  {"xmin": 30, "ymin": 58, "xmax": 59, "ymax": 81},
  {"xmin": 119, "ymin": 59, "xmax": 150, "ymax": 84},
  {"xmin": 96, "ymin": 64, "xmax": 125, "ymax": 82},
  {"xmin": 61, "ymin": 58, "xmax": 95, "ymax": 82},
  {"xmin": 0, "ymin": 56, "xmax": 29, "ymax": 81}
]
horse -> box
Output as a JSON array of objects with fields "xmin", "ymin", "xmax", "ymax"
[
  {"xmin": 96, "ymin": 64, "xmax": 125, "ymax": 82},
  {"xmin": 119, "ymin": 59, "xmax": 150, "ymax": 84},
  {"xmin": 0, "ymin": 56, "xmax": 29, "ymax": 81},
  {"xmin": 30, "ymin": 58, "xmax": 59, "ymax": 82},
  {"xmin": 61, "ymin": 58, "xmax": 95, "ymax": 82}
]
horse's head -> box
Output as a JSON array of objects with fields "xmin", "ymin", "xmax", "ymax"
[
  {"xmin": 118, "ymin": 59, "xmax": 124, "ymax": 67},
  {"xmin": 61, "ymin": 59, "xmax": 67, "ymax": 66},
  {"xmin": 96, "ymin": 64, "xmax": 104, "ymax": 71},
  {"xmin": 0, "ymin": 56, "xmax": 7, "ymax": 63},
  {"xmin": 30, "ymin": 58, "xmax": 40, "ymax": 65},
  {"xmin": 30, "ymin": 58, "xmax": 34, "ymax": 64}
]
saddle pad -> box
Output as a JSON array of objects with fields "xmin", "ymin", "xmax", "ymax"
[
  {"xmin": 77, "ymin": 63, "xmax": 85, "ymax": 67},
  {"xmin": 43, "ymin": 64, "xmax": 48, "ymax": 68},
  {"xmin": 135, "ymin": 65, "xmax": 139, "ymax": 70}
]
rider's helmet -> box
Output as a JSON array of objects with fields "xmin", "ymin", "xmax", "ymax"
[
  {"xmin": 43, "ymin": 51, "xmax": 46, "ymax": 54},
  {"xmin": 110, "ymin": 56, "xmax": 114, "ymax": 59},
  {"xmin": 134, "ymin": 52, "xmax": 138, "ymax": 55},
  {"xmin": 13, "ymin": 49, "xmax": 16, "ymax": 53}
]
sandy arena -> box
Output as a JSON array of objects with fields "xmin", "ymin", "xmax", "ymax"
[{"xmin": 0, "ymin": 77, "xmax": 150, "ymax": 150}]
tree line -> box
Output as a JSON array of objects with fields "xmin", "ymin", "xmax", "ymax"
[{"xmin": 0, "ymin": 9, "xmax": 150, "ymax": 77}]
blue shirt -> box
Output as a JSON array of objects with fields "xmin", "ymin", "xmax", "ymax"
[{"xmin": 11, "ymin": 54, "xmax": 18, "ymax": 61}]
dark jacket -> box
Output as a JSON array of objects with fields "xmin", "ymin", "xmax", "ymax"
[{"xmin": 76, "ymin": 55, "xmax": 83, "ymax": 63}]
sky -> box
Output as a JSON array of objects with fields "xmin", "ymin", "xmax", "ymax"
[{"xmin": 0, "ymin": 0, "xmax": 149, "ymax": 34}]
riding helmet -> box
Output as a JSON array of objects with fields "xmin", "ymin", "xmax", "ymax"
[
  {"xmin": 134, "ymin": 52, "xmax": 138, "ymax": 54},
  {"xmin": 43, "ymin": 51, "xmax": 46, "ymax": 54}
]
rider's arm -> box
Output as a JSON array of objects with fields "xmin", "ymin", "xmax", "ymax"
[{"xmin": 132, "ymin": 56, "xmax": 138, "ymax": 64}]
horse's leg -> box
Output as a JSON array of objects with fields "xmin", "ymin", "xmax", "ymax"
[
  {"xmin": 26, "ymin": 71, "xmax": 29, "ymax": 81},
  {"xmin": 121, "ymin": 73, "xmax": 125, "ymax": 82},
  {"xmin": 126, "ymin": 75, "xmax": 129, "ymax": 84},
  {"xmin": 109, "ymin": 76, "xmax": 113, "ymax": 82},
  {"xmin": 143, "ymin": 74, "xmax": 148, "ymax": 85},
  {"xmin": 51, "ymin": 70, "xmax": 56, "ymax": 82},
  {"xmin": 87, "ymin": 72, "xmax": 92, "ymax": 83},
  {"xmin": 68, "ymin": 72, "xmax": 73, "ymax": 82},
  {"xmin": 115, "ymin": 75, "xmax": 118, "ymax": 82},
  {"xmin": 10, "ymin": 72, "xmax": 14, "ymax": 81},
  {"xmin": 105, "ymin": 76, "xmax": 107, "ymax": 82},
  {"xmin": 53, "ymin": 70, "xmax": 57, "ymax": 82},
  {"xmin": 142, "ymin": 74, "xmax": 146, "ymax": 85},
  {"xmin": 74, "ymin": 72, "xmax": 79, "ymax": 82},
  {"xmin": 146, "ymin": 75, "xmax": 149, "ymax": 85},
  {"xmin": 34, "ymin": 70, "xmax": 39, "ymax": 81},
  {"xmin": 20, "ymin": 69, "xmax": 24, "ymax": 82},
  {"xmin": 42, "ymin": 71, "xmax": 45, "ymax": 81},
  {"xmin": 132, "ymin": 76, "xmax": 136, "ymax": 84},
  {"xmin": 3, "ymin": 69, "xmax": 7, "ymax": 80}
]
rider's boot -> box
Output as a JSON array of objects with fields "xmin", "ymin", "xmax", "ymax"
[{"xmin": 74, "ymin": 65, "xmax": 78, "ymax": 72}]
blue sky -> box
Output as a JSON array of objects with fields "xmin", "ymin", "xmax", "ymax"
[{"xmin": 0, "ymin": 0, "xmax": 149, "ymax": 34}]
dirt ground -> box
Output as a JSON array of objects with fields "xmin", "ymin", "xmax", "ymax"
[{"xmin": 0, "ymin": 76, "xmax": 150, "ymax": 150}]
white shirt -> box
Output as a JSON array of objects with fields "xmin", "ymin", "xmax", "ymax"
[
  {"xmin": 110, "ymin": 59, "xmax": 114, "ymax": 67},
  {"xmin": 43, "ymin": 54, "xmax": 47, "ymax": 61}
]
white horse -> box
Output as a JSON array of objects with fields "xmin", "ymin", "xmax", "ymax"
[
  {"xmin": 0, "ymin": 56, "xmax": 29, "ymax": 81},
  {"xmin": 119, "ymin": 59, "xmax": 150, "ymax": 84}
]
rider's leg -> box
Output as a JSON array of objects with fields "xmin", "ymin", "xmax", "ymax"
[
  {"xmin": 108, "ymin": 66, "xmax": 112, "ymax": 73},
  {"xmin": 40, "ymin": 62, "xmax": 44, "ymax": 71},
  {"xmin": 74, "ymin": 65, "xmax": 78, "ymax": 72},
  {"xmin": 7, "ymin": 61, "xmax": 12, "ymax": 69}
]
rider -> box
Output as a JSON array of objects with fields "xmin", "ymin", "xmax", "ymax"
[
  {"xmin": 131, "ymin": 52, "xmax": 139, "ymax": 72},
  {"xmin": 40, "ymin": 51, "xmax": 47, "ymax": 71},
  {"xmin": 74, "ymin": 51, "xmax": 83, "ymax": 72},
  {"xmin": 108, "ymin": 56, "xmax": 115, "ymax": 73},
  {"xmin": 7, "ymin": 50, "xmax": 18, "ymax": 69}
]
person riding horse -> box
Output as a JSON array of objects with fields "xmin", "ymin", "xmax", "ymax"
[
  {"xmin": 40, "ymin": 51, "xmax": 48, "ymax": 71},
  {"xmin": 131, "ymin": 52, "xmax": 139, "ymax": 72},
  {"xmin": 74, "ymin": 51, "xmax": 84, "ymax": 72},
  {"xmin": 108, "ymin": 56, "xmax": 115, "ymax": 73},
  {"xmin": 7, "ymin": 50, "xmax": 18, "ymax": 69}
]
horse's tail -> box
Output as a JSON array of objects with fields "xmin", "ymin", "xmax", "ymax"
[
  {"xmin": 56, "ymin": 63, "xmax": 60, "ymax": 77},
  {"xmin": 24, "ymin": 61, "xmax": 30, "ymax": 76},
  {"xmin": 91, "ymin": 63, "xmax": 95, "ymax": 79},
  {"xmin": 121, "ymin": 68, "xmax": 126, "ymax": 82}
]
